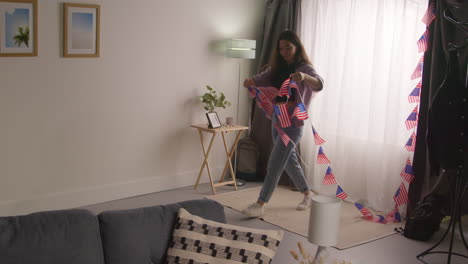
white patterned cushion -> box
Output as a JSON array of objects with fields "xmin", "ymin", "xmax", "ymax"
[{"xmin": 166, "ymin": 208, "xmax": 284, "ymax": 264}]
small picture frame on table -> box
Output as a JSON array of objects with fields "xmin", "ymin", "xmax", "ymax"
[{"xmin": 206, "ymin": 112, "xmax": 221, "ymax": 129}]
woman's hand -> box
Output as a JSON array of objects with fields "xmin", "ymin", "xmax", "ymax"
[
  {"xmin": 244, "ymin": 78, "xmax": 255, "ymax": 88},
  {"xmin": 290, "ymin": 72, "xmax": 305, "ymax": 82}
]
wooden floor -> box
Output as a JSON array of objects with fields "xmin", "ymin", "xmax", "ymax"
[{"xmin": 81, "ymin": 182, "xmax": 468, "ymax": 264}]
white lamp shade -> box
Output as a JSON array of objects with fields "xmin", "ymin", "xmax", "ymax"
[
  {"xmin": 308, "ymin": 195, "xmax": 342, "ymax": 246},
  {"xmin": 226, "ymin": 39, "xmax": 256, "ymax": 59}
]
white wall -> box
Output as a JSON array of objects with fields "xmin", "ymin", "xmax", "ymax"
[{"xmin": 0, "ymin": 0, "xmax": 265, "ymax": 216}]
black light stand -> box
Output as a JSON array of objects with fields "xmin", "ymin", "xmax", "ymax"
[{"xmin": 416, "ymin": 170, "xmax": 468, "ymax": 263}]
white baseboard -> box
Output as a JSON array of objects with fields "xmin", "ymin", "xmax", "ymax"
[{"xmin": 0, "ymin": 168, "xmax": 223, "ymax": 217}]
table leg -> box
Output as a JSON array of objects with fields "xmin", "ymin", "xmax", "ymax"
[
  {"xmin": 194, "ymin": 130, "xmax": 217, "ymax": 194},
  {"xmin": 220, "ymin": 130, "xmax": 243, "ymax": 189}
]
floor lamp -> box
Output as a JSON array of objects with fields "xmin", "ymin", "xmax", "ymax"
[{"xmin": 226, "ymin": 39, "xmax": 256, "ymax": 186}]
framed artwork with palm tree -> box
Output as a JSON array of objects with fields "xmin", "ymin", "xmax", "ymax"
[
  {"xmin": 63, "ymin": 3, "xmax": 100, "ymax": 58},
  {"xmin": 0, "ymin": 0, "xmax": 37, "ymax": 57}
]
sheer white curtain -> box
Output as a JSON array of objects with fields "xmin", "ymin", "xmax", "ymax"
[{"xmin": 300, "ymin": 0, "xmax": 428, "ymax": 212}]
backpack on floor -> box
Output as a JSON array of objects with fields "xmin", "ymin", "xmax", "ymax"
[{"xmin": 235, "ymin": 138, "xmax": 258, "ymax": 181}]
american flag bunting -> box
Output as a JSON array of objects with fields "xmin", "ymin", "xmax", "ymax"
[
  {"xmin": 417, "ymin": 30, "xmax": 429, "ymax": 53},
  {"xmin": 411, "ymin": 56, "xmax": 424, "ymax": 80},
  {"xmin": 408, "ymin": 81, "xmax": 421, "ymax": 103},
  {"xmin": 317, "ymin": 146, "xmax": 331, "ymax": 164},
  {"xmin": 312, "ymin": 126, "xmax": 326, "ymax": 145},
  {"xmin": 405, "ymin": 132, "xmax": 416, "ymax": 152},
  {"xmin": 405, "ymin": 105, "xmax": 419, "ymax": 130},
  {"xmin": 278, "ymin": 78, "xmax": 291, "ymax": 97},
  {"xmin": 336, "ymin": 185, "xmax": 348, "ymax": 200},
  {"xmin": 323, "ymin": 166, "xmax": 337, "ymax": 185},
  {"xmin": 273, "ymin": 123, "xmax": 291, "ymax": 146},
  {"xmin": 393, "ymin": 183, "xmax": 409, "ymax": 206},
  {"xmin": 385, "ymin": 206, "xmax": 401, "ymax": 223},
  {"xmin": 354, "ymin": 202, "xmax": 373, "ymax": 219},
  {"xmin": 371, "ymin": 215, "xmax": 387, "ymax": 223},
  {"xmin": 400, "ymin": 158, "xmax": 415, "ymax": 183},
  {"xmin": 422, "ymin": 1, "xmax": 436, "ymax": 26},
  {"xmin": 292, "ymin": 102, "xmax": 309, "ymax": 120},
  {"xmin": 274, "ymin": 104, "xmax": 292, "ymax": 128}
]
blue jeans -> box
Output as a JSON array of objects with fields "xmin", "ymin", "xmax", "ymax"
[{"xmin": 258, "ymin": 119, "xmax": 310, "ymax": 203}]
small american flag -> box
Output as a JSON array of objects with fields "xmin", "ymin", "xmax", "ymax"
[
  {"xmin": 323, "ymin": 166, "xmax": 337, "ymax": 185},
  {"xmin": 274, "ymin": 104, "xmax": 292, "ymax": 128},
  {"xmin": 400, "ymin": 158, "xmax": 415, "ymax": 183},
  {"xmin": 422, "ymin": 1, "xmax": 436, "ymax": 26},
  {"xmin": 247, "ymin": 86, "xmax": 257, "ymax": 98},
  {"xmin": 317, "ymin": 146, "xmax": 331, "ymax": 164},
  {"xmin": 354, "ymin": 202, "xmax": 373, "ymax": 219},
  {"xmin": 411, "ymin": 56, "xmax": 424, "ymax": 80},
  {"xmin": 312, "ymin": 126, "xmax": 326, "ymax": 145},
  {"xmin": 385, "ymin": 206, "xmax": 401, "ymax": 223},
  {"xmin": 405, "ymin": 105, "xmax": 419, "ymax": 130},
  {"xmin": 258, "ymin": 92, "xmax": 274, "ymax": 118},
  {"xmin": 289, "ymin": 79, "xmax": 298, "ymax": 90},
  {"xmin": 336, "ymin": 185, "xmax": 348, "ymax": 200},
  {"xmin": 417, "ymin": 30, "xmax": 429, "ymax": 53},
  {"xmin": 371, "ymin": 215, "xmax": 387, "ymax": 223},
  {"xmin": 405, "ymin": 132, "xmax": 416, "ymax": 152},
  {"xmin": 278, "ymin": 78, "xmax": 291, "ymax": 97},
  {"xmin": 393, "ymin": 183, "xmax": 409, "ymax": 206},
  {"xmin": 259, "ymin": 87, "xmax": 278, "ymax": 101},
  {"xmin": 408, "ymin": 81, "xmax": 421, "ymax": 103},
  {"xmin": 274, "ymin": 123, "xmax": 291, "ymax": 146},
  {"xmin": 292, "ymin": 102, "xmax": 308, "ymax": 120}
]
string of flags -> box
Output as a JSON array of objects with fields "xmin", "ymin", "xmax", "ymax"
[{"xmin": 246, "ymin": 1, "xmax": 436, "ymax": 224}]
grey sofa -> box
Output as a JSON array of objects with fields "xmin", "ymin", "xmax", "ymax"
[{"xmin": 0, "ymin": 199, "xmax": 226, "ymax": 264}]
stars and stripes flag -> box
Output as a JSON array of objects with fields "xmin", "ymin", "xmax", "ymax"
[
  {"xmin": 278, "ymin": 78, "xmax": 291, "ymax": 97},
  {"xmin": 274, "ymin": 123, "xmax": 291, "ymax": 146},
  {"xmin": 408, "ymin": 81, "xmax": 421, "ymax": 103},
  {"xmin": 385, "ymin": 206, "xmax": 402, "ymax": 223},
  {"xmin": 292, "ymin": 102, "xmax": 309, "ymax": 120},
  {"xmin": 393, "ymin": 183, "xmax": 409, "ymax": 206},
  {"xmin": 312, "ymin": 126, "xmax": 326, "ymax": 145},
  {"xmin": 247, "ymin": 86, "xmax": 257, "ymax": 98},
  {"xmin": 417, "ymin": 30, "xmax": 429, "ymax": 53},
  {"xmin": 422, "ymin": 1, "xmax": 436, "ymax": 26},
  {"xmin": 317, "ymin": 146, "xmax": 331, "ymax": 164},
  {"xmin": 274, "ymin": 104, "xmax": 292, "ymax": 128},
  {"xmin": 336, "ymin": 185, "xmax": 348, "ymax": 200},
  {"xmin": 405, "ymin": 132, "xmax": 416, "ymax": 152},
  {"xmin": 289, "ymin": 79, "xmax": 298, "ymax": 90},
  {"xmin": 258, "ymin": 87, "xmax": 278, "ymax": 101},
  {"xmin": 370, "ymin": 215, "xmax": 387, "ymax": 223},
  {"xmin": 411, "ymin": 56, "xmax": 424, "ymax": 80},
  {"xmin": 258, "ymin": 92, "xmax": 274, "ymax": 118},
  {"xmin": 323, "ymin": 166, "xmax": 337, "ymax": 185},
  {"xmin": 354, "ymin": 202, "xmax": 373, "ymax": 219},
  {"xmin": 400, "ymin": 158, "xmax": 415, "ymax": 183},
  {"xmin": 405, "ymin": 105, "xmax": 419, "ymax": 130}
]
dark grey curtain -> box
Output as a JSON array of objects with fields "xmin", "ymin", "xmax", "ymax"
[
  {"xmin": 250, "ymin": 0, "xmax": 302, "ymax": 185},
  {"xmin": 408, "ymin": 0, "xmax": 468, "ymax": 216}
]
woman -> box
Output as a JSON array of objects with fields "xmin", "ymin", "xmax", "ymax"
[{"xmin": 242, "ymin": 30, "xmax": 324, "ymax": 217}]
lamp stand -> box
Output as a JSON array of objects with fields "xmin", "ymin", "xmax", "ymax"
[{"xmin": 228, "ymin": 60, "xmax": 246, "ymax": 187}]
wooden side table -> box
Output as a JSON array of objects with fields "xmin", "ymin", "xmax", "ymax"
[{"xmin": 191, "ymin": 124, "xmax": 249, "ymax": 194}]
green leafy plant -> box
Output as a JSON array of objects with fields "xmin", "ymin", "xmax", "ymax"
[{"xmin": 199, "ymin": 85, "xmax": 231, "ymax": 112}]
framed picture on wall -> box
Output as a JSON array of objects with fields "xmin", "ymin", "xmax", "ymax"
[
  {"xmin": 206, "ymin": 112, "xmax": 222, "ymax": 129},
  {"xmin": 0, "ymin": 0, "xmax": 38, "ymax": 57},
  {"xmin": 63, "ymin": 3, "xmax": 100, "ymax": 57}
]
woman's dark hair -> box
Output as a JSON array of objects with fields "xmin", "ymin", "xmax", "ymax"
[{"xmin": 269, "ymin": 30, "xmax": 311, "ymax": 79}]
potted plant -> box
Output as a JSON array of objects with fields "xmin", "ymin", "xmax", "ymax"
[
  {"xmin": 200, "ymin": 85, "xmax": 231, "ymax": 128},
  {"xmin": 199, "ymin": 85, "xmax": 231, "ymax": 113}
]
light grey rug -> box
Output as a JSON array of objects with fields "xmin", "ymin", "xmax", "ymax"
[{"xmin": 206, "ymin": 186, "xmax": 404, "ymax": 249}]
